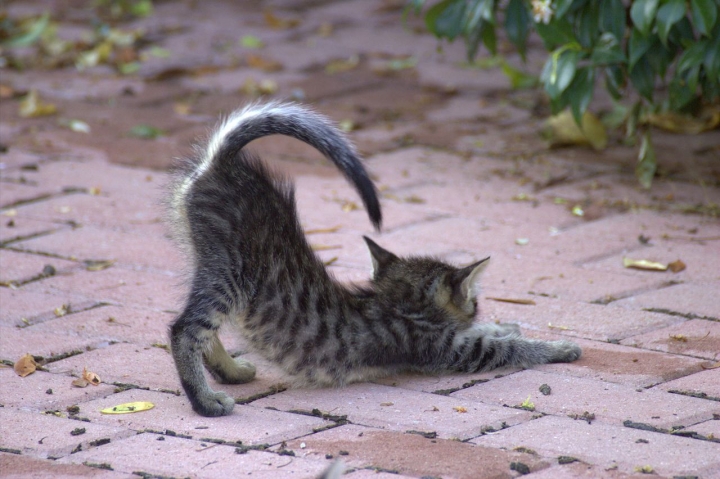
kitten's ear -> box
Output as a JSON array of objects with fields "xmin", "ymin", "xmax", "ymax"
[
  {"xmin": 451, "ymin": 256, "xmax": 490, "ymax": 301},
  {"xmin": 363, "ymin": 236, "xmax": 398, "ymax": 275}
]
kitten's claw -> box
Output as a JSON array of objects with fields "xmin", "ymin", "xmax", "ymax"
[
  {"xmin": 550, "ymin": 340, "xmax": 582, "ymax": 363},
  {"xmin": 192, "ymin": 391, "xmax": 235, "ymax": 417}
]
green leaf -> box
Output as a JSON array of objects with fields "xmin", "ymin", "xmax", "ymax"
[
  {"xmin": 630, "ymin": 0, "xmax": 659, "ymax": 36},
  {"xmin": 240, "ymin": 35, "xmax": 264, "ymax": 49},
  {"xmin": 669, "ymin": 66, "xmax": 700, "ymax": 110},
  {"xmin": 676, "ymin": 39, "xmax": 706, "ymax": 73},
  {"xmin": 535, "ymin": 18, "xmax": 575, "ymax": 49},
  {"xmin": 481, "ymin": 20, "xmax": 497, "ymax": 55},
  {"xmin": 2, "ymin": 13, "xmax": 50, "ymax": 47},
  {"xmin": 629, "ymin": 29, "xmax": 653, "ymax": 70},
  {"xmin": 426, "ymin": 0, "xmax": 466, "ymax": 40},
  {"xmin": 567, "ymin": 67, "xmax": 596, "ymax": 126},
  {"xmin": 636, "ymin": 130, "xmax": 656, "ymax": 189},
  {"xmin": 541, "ymin": 48, "xmax": 581, "ymax": 100},
  {"xmin": 703, "ymin": 23, "xmax": 720, "ymax": 84},
  {"xmin": 505, "ymin": 0, "xmax": 530, "ymax": 60},
  {"xmin": 645, "ymin": 41, "xmax": 674, "ymax": 79},
  {"xmin": 575, "ymin": 2, "xmax": 599, "ymax": 48},
  {"xmin": 605, "ymin": 65, "xmax": 625, "ymax": 100},
  {"xmin": 656, "ymin": 0, "xmax": 686, "ymax": 46},
  {"xmin": 500, "ymin": 60, "xmax": 538, "ymax": 89},
  {"xmin": 690, "ymin": 0, "xmax": 717, "ymax": 36},
  {"xmin": 130, "ymin": 124, "xmax": 164, "ymax": 139},
  {"xmin": 599, "ymin": 0, "xmax": 625, "ymax": 42},
  {"xmin": 591, "ymin": 33, "xmax": 627, "ymax": 65},
  {"xmin": 554, "ymin": 0, "xmax": 575, "ymax": 19},
  {"xmin": 629, "ymin": 56, "xmax": 655, "ymax": 100}
]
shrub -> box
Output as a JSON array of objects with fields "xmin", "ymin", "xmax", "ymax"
[{"xmin": 410, "ymin": 0, "xmax": 720, "ymax": 187}]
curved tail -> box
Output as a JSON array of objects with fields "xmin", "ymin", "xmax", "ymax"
[{"xmin": 185, "ymin": 102, "xmax": 381, "ymax": 229}]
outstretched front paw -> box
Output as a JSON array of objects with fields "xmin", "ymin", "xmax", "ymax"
[
  {"xmin": 550, "ymin": 340, "xmax": 582, "ymax": 363},
  {"xmin": 191, "ymin": 390, "xmax": 235, "ymax": 417}
]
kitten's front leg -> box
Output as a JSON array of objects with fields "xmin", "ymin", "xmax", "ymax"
[{"xmin": 170, "ymin": 307, "xmax": 236, "ymax": 417}]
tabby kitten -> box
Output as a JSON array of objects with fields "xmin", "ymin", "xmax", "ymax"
[{"xmin": 168, "ymin": 102, "xmax": 581, "ymax": 417}]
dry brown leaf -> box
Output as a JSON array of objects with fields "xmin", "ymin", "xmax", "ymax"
[
  {"xmin": 82, "ymin": 367, "xmax": 101, "ymax": 386},
  {"xmin": 669, "ymin": 334, "xmax": 688, "ymax": 342},
  {"xmin": 701, "ymin": 361, "xmax": 720, "ymax": 370},
  {"xmin": 548, "ymin": 323, "xmax": 571, "ymax": 331},
  {"xmin": 453, "ymin": 406, "xmax": 468, "ymax": 413},
  {"xmin": 623, "ymin": 257, "xmax": 668, "ymax": 271},
  {"xmin": 54, "ymin": 304, "xmax": 69, "ymax": 317},
  {"xmin": 668, "ymin": 259, "xmax": 686, "ymax": 273},
  {"xmin": 246, "ymin": 54, "xmax": 283, "ymax": 72},
  {"xmin": 14, "ymin": 353, "xmax": 38, "ymax": 377},
  {"xmin": 317, "ymin": 22, "xmax": 333, "ymax": 37},
  {"xmin": 264, "ymin": 9, "xmax": 301, "ymax": 29},
  {"xmin": 72, "ymin": 377, "xmax": 90, "ymax": 388},
  {"xmin": 0, "ymin": 84, "xmax": 15, "ymax": 99},
  {"xmin": 487, "ymin": 297, "xmax": 536, "ymax": 305},
  {"xmin": 380, "ymin": 402, "xmax": 394, "ymax": 406},
  {"xmin": 404, "ymin": 195, "xmax": 425, "ymax": 204}
]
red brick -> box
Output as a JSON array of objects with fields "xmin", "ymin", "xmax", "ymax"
[
  {"xmin": 654, "ymin": 368, "xmax": 720, "ymax": 399},
  {"xmin": 0, "ymin": 407, "xmax": 134, "ymax": 459},
  {"xmin": 620, "ymin": 318, "xmax": 720, "ymax": 360},
  {"xmin": 473, "ymin": 415, "xmax": 720, "ymax": 477},
  {"xmin": 284, "ymin": 424, "xmax": 548, "ymax": 479},
  {"xmin": 0, "ymin": 452, "xmax": 127, "ymax": 479},
  {"xmin": 0, "ymin": 249, "xmax": 78, "ymax": 287},
  {"xmin": 614, "ymin": 282, "xmax": 720, "ymax": 321},
  {"xmin": 253, "ymin": 383, "xmax": 533, "ymax": 440},
  {"xmin": 452, "ymin": 369, "xmax": 720, "ymax": 430}
]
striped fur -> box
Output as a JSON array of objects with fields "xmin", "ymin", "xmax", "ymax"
[{"xmin": 168, "ymin": 102, "xmax": 581, "ymax": 417}]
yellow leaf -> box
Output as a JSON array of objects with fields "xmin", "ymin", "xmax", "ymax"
[
  {"xmin": 520, "ymin": 395, "xmax": 535, "ymax": 411},
  {"xmin": 325, "ymin": 55, "xmax": 359, "ymax": 74},
  {"xmin": 14, "ymin": 353, "xmax": 38, "ymax": 377},
  {"xmin": 101, "ymin": 401, "xmax": 155, "ymax": 414},
  {"xmin": 453, "ymin": 406, "xmax": 468, "ymax": 413},
  {"xmin": 19, "ymin": 90, "xmax": 57, "ymax": 118},
  {"xmin": 543, "ymin": 110, "xmax": 607, "ymax": 150},
  {"xmin": 623, "ymin": 257, "xmax": 668, "ymax": 272},
  {"xmin": 646, "ymin": 108, "xmax": 720, "ymax": 134}
]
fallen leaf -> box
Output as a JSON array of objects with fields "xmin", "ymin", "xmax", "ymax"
[
  {"xmin": 61, "ymin": 119, "xmax": 90, "ymax": 133},
  {"xmin": 548, "ymin": 323, "xmax": 570, "ymax": 330},
  {"xmin": 701, "ymin": 361, "xmax": 720, "ymax": 370},
  {"xmin": 84, "ymin": 259, "xmax": 115, "ymax": 271},
  {"xmin": 669, "ymin": 334, "xmax": 687, "ymax": 342},
  {"xmin": 512, "ymin": 193, "xmax": 535, "ymax": 202},
  {"xmin": 623, "ymin": 257, "xmax": 668, "ymax": 271},
  {"xmin": 646, "ymin": 107, "xmax": 720, "ymax": 134},
  {"xmin": 174, "ymin": 102, "xmax": 191, "ymax": 116},
  {"xmin": 515, "ymin": 238, "xmax": 529, "ymax": 245},
  {"xmin": 310, "ymin": 244, "xmax": 342, "ymax": 251},
  {"xmin": 0, "ymin": 84, "xmax": 16, "ymax": 98},
  {"xmin": 453, "ymin": 406, "xmax": 468, "ymax": 413},
  {"xmin": 14, "ymin": 353, "xmax": 38, "ymax": 377},
  {"xmin": 72, "ymin": 378, "xmax": 89, "ymax": 388},
  {"xmin": 380, "ymin": 402, "xmax": 394, "ymax": 406},
  {"xmin": 54, "ymin": 304, "xmax": 69, "ymax": 317},
  {"xmin": 634, "ymin": 465, "xmax": 654, "ymax": 474},
  {"xmin": 325, "ymin": 55, "xmax": 359, "ymax": 74},
  {"xmin": 520, "ymin": 395, "xmax": 535, "ymax": 411},
  {"xmin": 543, "ymin": 110, "xmax": 607, "ymax": 150},
  {"xmin": 100, "ymin": 401, "xmax": 155, "ymax": 414},
  {"xmin": 264, "ymin": 9, "xmax": 301, "ymax": 29},
  {"xmin": 240, "ymin": 35, "xmax": 264, "ymax": 49},
  {"xmin": 82, "ymin": 367, "xmax": 101, "ymax": 385},
  {"xmin": 246, "ymin": 54, "xmax": 283, "ymax": 72},
  {"xmin": 404, "ymin": 195, "xmax": 425, "ymax": 204},
  {"xmin": 341, "ymin": 200, "xmax": 359, "ymax": 212},
  {"xmin": 19, "ymin": 90, "xmax": 57, "ymax": 118},
  {"xmin": 305, "ymin": 226, "xmax": 342, "ymax": 235},
  {"xmin": 571, "ymin": 205, "xmax": 584, "ymax": 217},
  {"xmin": 338, "ymin": 119, "xmax": 355, "ymax": 132},
  {"xmin": 317, "ymin": 22, "xmax": 333, "ymax": 37},
  {"xmin": 667, "ymin": 259, "xmax": 686, "ymax": 273},
  {"xmin": 129, "ymin": 124, "xmax": 163, "ymax": 139},
  {"xmin": 487, "ymin": 297, "xmax": 536, "ymax": 305}
]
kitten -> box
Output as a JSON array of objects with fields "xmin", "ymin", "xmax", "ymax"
[{"xmin": 168, "ymin": 102, "xmax": 581, "ymax": 417}]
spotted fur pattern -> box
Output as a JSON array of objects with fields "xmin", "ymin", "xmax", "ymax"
[{"xmin": 168, "ymin": 102, "xmax": 582, "ymax": 417}]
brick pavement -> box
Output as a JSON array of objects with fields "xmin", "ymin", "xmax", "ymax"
[{"xmin": 1, "ymin": 1, "xmax": 719, "ymax": 478}]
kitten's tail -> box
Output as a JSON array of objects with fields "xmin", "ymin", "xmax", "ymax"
[{"xmin": 181, "ymin": 102, "xmax": 381, "ymax": 229}]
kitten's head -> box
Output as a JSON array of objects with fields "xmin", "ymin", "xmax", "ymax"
[{"xmin": 363, "ymin": 236, "xmax": 489, "ymax": 322}]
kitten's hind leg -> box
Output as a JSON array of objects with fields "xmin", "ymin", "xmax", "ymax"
[
  {"xmin": 170, "ymin": 307, "xmax": 235, "ymax": 417},
  {"xmin": 204, "ymin": 334, "xmax": 256, "ymax": 384}
]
